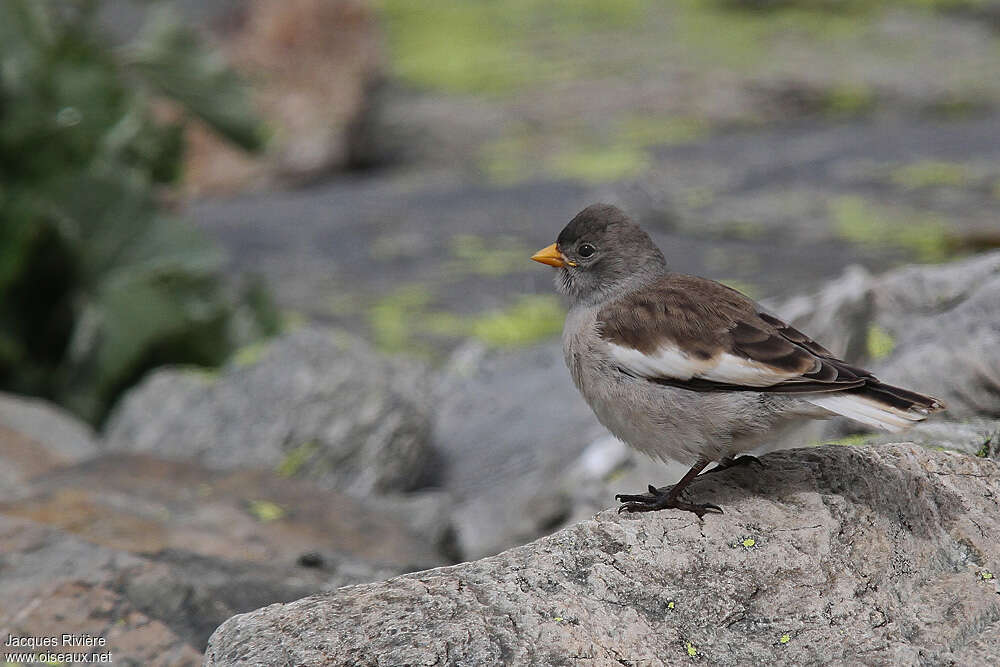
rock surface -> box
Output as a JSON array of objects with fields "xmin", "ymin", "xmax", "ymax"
[
  {"xmin": 0, "ymin": 453, "xmax": 443, "ymax": 573},
  {"xmin": 103, "ymin": 328, "xmax": 436, "ymax": 495},
  {"xmin": 434, "ymin": 343, "xmax": 607, "ymax": 559},
  {"xmin": 0, "ymin": 392, "xmax": 100, "ymax": 494},
  {"xmin": 0, "ymin": 516, "xmax": 204, "ymax": 667},
  {"xmin": 205, "ymin": 443, "xmax": 1000, "ymax": 666},
  {"xmin": 779, "ymin": 250, "xmax": 1000, "ymax": 423}
]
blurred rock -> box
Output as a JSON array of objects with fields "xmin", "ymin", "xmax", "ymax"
[
  {"xmin": 0, "ymin": 393, "xmax": 99, "ymax": 494},
  {"xmin": 0, "ymin": 516, "xmax": 204, "ymax": 665},
  {"xmin": 205, "ymin": 443, "xmax": 1000, "ymax": 666},
  {"xmin": 0, "ymin": 453, "xmax": 444, "ymax": 572},
  {"xmin": 433, "ymin": 343, "xmax": 606, "ymax": 559},
  {"xmin": 846, "ymin": 418, "xmax": 1000, "ymax": 458},
  {"xmin": 114, "ymin": 0, "xmax": 385, "ymax": 195},
  {"xmin": 104, "ymin": 328, "xmax": 436, "ymax": 496},
  {"xmin": 777, "ymin": 251, "xmax": 1000, "ymax": 422}
]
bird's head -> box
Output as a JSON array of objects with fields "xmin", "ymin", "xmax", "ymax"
[{"xmin": 531, "ymin": 204, "xmax": 667, "ymax": 305}]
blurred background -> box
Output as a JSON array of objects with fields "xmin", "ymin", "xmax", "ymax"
[{"xmin": 2, "ymin": 0, "xmax": 999, "ymax": 662}]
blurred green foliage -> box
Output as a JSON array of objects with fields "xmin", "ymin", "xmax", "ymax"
[{"xmin": 0, "ymin": 1, "xmax": 275, "ymax": 424}]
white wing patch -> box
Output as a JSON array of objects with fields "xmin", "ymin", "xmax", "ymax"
[{"xmin": 608, "ymin": 342, "xmax": 799, "ymax": 387}]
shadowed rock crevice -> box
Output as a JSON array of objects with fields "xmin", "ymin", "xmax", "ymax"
[{"xmin": 205, "ymin": 443, "xmax": 1000, "ymax": 666}]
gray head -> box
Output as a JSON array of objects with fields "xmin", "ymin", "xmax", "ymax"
[{"xmin": 531, "ymin": 204, "xmax": 667, "ymax": 305}]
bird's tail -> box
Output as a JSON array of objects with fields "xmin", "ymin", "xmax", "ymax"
[{"xmin": 805, "ymin": 381, "xmax": 946, "ymax": 433}]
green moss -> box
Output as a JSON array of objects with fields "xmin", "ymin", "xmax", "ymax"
[
  {"xmin": 829, "ymin": 196, "xmax": 953, "ymax": 262},
  {"xmin": 448, "ymin": 235, "xmax": 535, "ymax": 277},
  {"xmin": 866, "ymin": 325, "xmax": 896, "ymax": 360},
  {"xmin": 890, "ymin": 161, "xmax": 970, "ymax": 189},
  {"xmin": 282, "ymin": 310, "xmax": 307, "ymax": 331},
  {"xmin": 480, "ymin": 136, "xmax": 535, "ymax": 186},
  {"xmin": 822, "ymin": 434, "xmax": 875, "ymax": 447},
  {"xmin": 975, "ymin": 432, "xmax": 996, "ymax": 458},
  {"xmin": 673, "ymin": 0, "xmax": 863, "ymax": 71},
  {"xmin": 369, "ymin": 286, "xmax": 564, "ymax": 353},
  {"xmin": 468, "ymin": 295, "xmax": 565, "ymax": 347},
  {"xmin": 824, "ymin": 83, "xmax": 877, "ymax": 116},
  {"xmin": 276, "ymin": 440, "xmax": 320, "ymax": 478},
  {"xmin": 231, "ymin": 340, "xmax": 270, "ymax": 368},
  {"xmin": 481, "ymin": 115, "xmax": 712, "ymax": 187},
  {"xmin": 681, "ymin": 187, "xmax": 716, "ymax": 210},
  {"xmin": 368, "ymin": 285, "xmax": 434, "ymax": 353},
  {"xmin": 377, "ymin": 0, "xmax": 644, "ymax": 94},
  {"xmin": 547, "ymin": 144, "xmax": 649, "ymax": 183},
  {"xmin": 246, "ymin": 499, "xmax": 286, "ymax": 522},
  {"xmin": 618, "ymin": 115, "xmax": 709, "ymax": 148}
]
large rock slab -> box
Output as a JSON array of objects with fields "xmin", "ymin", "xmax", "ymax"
[
  {"xmin": 0, "ymin": 516, "xmax": 205, "ymax": 666},
  {"xmin": 103, "ymin": 328, "xmax": 435, "ymax": 495},
  {"xmin": 0, "ymin": 453, "xmax": 443, "ymax": 574},
  {"xmin": 205, "ymin": 443, "xmax": 1000, "ymax": 666}
]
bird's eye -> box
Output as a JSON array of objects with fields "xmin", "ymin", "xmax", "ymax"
[{"xmin": 578, "ymin": 243, "xmax": 596, "ymax": 258}]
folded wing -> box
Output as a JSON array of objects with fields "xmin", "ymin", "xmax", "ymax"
[{"xmin": 598, "ymin": 274, "xmax": 943, "ymax": 431}]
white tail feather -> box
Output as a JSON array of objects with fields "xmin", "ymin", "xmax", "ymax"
[{"xmin": 805, "ymin": 394, "xmax": 927, "ymax": 433}]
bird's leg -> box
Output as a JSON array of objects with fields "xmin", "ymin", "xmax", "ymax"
[
  {"xmin": 615, "ymin": 458, "xmax": 723, "ymax": 517},
  {"xmin": 706, "ymin": 454, "xmax": 766, "ymax": 474}
]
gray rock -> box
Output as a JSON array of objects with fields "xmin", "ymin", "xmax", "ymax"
[
  {"xmin": 103, "ymin": 328, "xmax": 435, "ymax": 495},
  {"xmin": 777, "ymin": 251, "xmax": 1000, "ymax": 423},
  {"xmin": 433, "ymin": 343, "xmax": 606, "ymax": 559},
  {"xmin": 205, "ymin": 443, "xmax": 1000, "ymax": 667},
  {"xmin": 0, "ymin": 515, "xmax": 204, "ymax": 665},
  {"xmin": 0, "ymin": 392, "xmax": 100, "ymax": 496},
  {"xmin": 828, "ymin": 419, "xmax": 1000, "ymax": 458},
  {"xmin": 0, "ymin": 391, "xmax": 99, "ymax": 463}
]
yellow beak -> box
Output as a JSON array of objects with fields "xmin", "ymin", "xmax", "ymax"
[{"xmin": 530, "ymin": 243, "xmax": 565, "ymax": 268}]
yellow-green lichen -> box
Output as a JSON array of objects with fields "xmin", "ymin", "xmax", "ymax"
[
  {"xmin": 685, "ymin": 641, "xmax": 697, "ymax": 657},
  {"xmin": 780, "ymin": 633, "xmax": 791, "ymax": 644},
  {"xmin": 817, "ymin": 434, "xmax": 874, "ymax": 447},
  {"xmin": 369, "ymin": 287, "xmax": 564, "ymax": 353},
  {"xmin": 732, "ymin": 535, "xmax": 759, "ymax": 550},
  {"xmin": 368, "ymin": 285, "xmax": 434, "ymax": 353},
  {"xmin": 829, "ymin": 196, "xmax": 953, "ymax": 262},
  {"xmin": 866, "ymin": 324, "xmax": 896, "ymax": 360},
  {"xmin": 468, "ymin": 295, "xmax": 565, "ymax": 347},
  {"xmin": 547, "ymin": 145, "xmax": 649, "ymax": 184},
  {"xmin": 377, "ymin": 0, "xmax": 644, "ymax": 94},
  {"xmin": 231, "ymin": 340, "xmax": 271, "ymax": 368},
  {"xmin": 668, "ymin": 600, "xmax": 676, "ymax": 609},
  {"xmin": 246, "ymin": 499, "xmax": 286, "ymax": 522},
  {"xmin": 618, "ymin": 115, "xmax": 709, "ymax": 148},
  {"xmin": 276, "ymin": 440, "xmax": 320, "ymax": 478},
  {"xmin": 890, "ymin": 161, "xmax": 970, "ymax": 190},
  {"xmin": 448, "ymin": 235, "xmax": 536, "ymax": 277},
  {"xmin": 823, "ymin": 83, "xmax": 877, "ymax": 116},
  {"xmin": 979, "ymin": 570, "xmax": 994, "ymax": 581}
]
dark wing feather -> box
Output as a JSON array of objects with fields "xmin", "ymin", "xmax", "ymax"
[{"xmin": 599, "ymin": 274, "xmax": 869, "ymax": 393}]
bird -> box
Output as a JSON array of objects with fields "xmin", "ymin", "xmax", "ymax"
[{"xmin": 531, "ymin": 203, "xmax": 945, "ymax": 517}]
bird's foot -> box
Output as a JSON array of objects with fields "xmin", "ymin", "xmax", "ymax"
[
  {"xmin": 615, "ymin": 484, "xmax": 723, "ymax": 518},
  {"xmin": 708, "ymin": 454, "xmax": 766, "ymax": 474}
]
